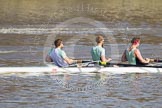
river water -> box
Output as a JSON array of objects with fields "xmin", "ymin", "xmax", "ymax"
[{"xmin": 0, "ymin": 0, "xmax": 162, "ymax": 108}]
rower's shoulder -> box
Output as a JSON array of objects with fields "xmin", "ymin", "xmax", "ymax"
[
  {"xmin": 92, "ymin": 46, "xmax": 101, "ymax": 49},
  {"xmin": 133, "ymin": 48, "xmax": 139, "ymax": 52},
  {"xmin": 134, "ymin": 48, "xmax": 141, "ymax": 55}
]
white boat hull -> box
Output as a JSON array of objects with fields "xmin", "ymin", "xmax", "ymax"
[{"xmin": 0, "ymin": 66, "xmax": 161, "ymax": 74}]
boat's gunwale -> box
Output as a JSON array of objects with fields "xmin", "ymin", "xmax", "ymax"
[{"xmin": 0, "ymin": 66, "xmax": 161, "ymax": 74}]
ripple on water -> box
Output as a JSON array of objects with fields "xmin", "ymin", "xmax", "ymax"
[{"xmin": 0, "ymin": 73, "xmax": 162, "ymax": 107}]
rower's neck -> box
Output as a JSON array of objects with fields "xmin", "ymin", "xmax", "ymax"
[
  {"xmin": 56, "ymin": 46, "xmax": 61, "ymax": 49},
  {"xmin": 97, "ymin": 43, "xmax": 103, "ymax": 47},
  {"xmin": 131, "ymin": 45, "xmax": 137, "ymax": 49}
]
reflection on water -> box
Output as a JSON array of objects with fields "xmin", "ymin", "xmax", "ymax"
[{"xmin": 0, "ymin": 73, "xmax": 162, "ymax": 107}]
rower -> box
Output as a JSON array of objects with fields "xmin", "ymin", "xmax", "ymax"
[
  {"xmin": 91, "ymin": 35, "xmax": 112, "ymax": 64},
  {"xmin": 121, "ymin": 37, "xmax": 150, "ymax": 65},
  {"xmin": 46, "ymin": 39, "xmax": 81, "ymax": 67}
]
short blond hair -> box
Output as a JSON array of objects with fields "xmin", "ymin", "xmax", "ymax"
[{"xmin": 96, "ymin": 35, "xmax": 104, "ymax": 43}]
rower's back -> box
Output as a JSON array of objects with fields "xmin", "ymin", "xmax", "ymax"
[
  {"xmin": 91, "ymin": 46, "xmax": 105, "ymax": 61},
  {"xmin": 125, "ymin": 48, "xmax": 136, "ymax": 65},
  {"xmin": 50, "ymin": 48, "xmax": 68, "ymax": 67}
]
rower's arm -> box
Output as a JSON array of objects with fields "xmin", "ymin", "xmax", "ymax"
[
  {"xmin": 101, "ymin": 56, "xmax": 112, "ymax": 62},
  {"xmin": 64, "ymin": 57, "xmax": 75, "ymax": 64},
  {"xmin": 45, "ymin": 47, "xmax": 54, "ymax": 62},
  {"xmin": 100, "ymin": 49, "xmax": 112, "ymax": 62},
  {"xmin": 61, "ymin": 50, "xmax": 81, "ymax": 64},
  {"xmin": 60, "ymin": 50, "xmax": 74, "ymax": 64},
  {"xmin": 121, "ymin": 50, "xmax": 127, "ymax": 62},
  {"xmin": 134, "ymin": 49, "xmax": 150, "ymax": 63},
  {"xmin": 101, "ymin": 55, "xmax": 107, "ymax": 62},
  {"xmin": 64, "ymin": 57, "xmax": 82, "ymax": 64},
  {"xmin": 45, "ymin": 55, "xmax": 53, "ymax": 62}
]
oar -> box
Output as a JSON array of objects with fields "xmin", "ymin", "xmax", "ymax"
[
  {"xmin": 80, "ymin": 59, "xmax": 162, "ymax": 63},
  {"xmin": 110, "ymin": 63, "xmax": 162, "ymax": 68},
  {"xmin": 97, "ymin": 61, "xmax": 162, "ymax": 68},
  {"xmin": 152, "ymin": 58, "xmax": 162, "ymax": 63},
  {"xmin": 69, "ymin": 60, "xmax": 96, "ymax": 67},
  {"xmin": 81, "ymin": 60, "xmax": 162, "ymax": 68},
  {"xmin": 81, "ymin": 60, "xmax": 99, "ymax": 67},
  {"xmin": 103, "ymin": 63, "xmax": 162, "ymax": 68},
  {"xmin": 81, "ymin": 60, "xmax": 93, "ymax": 63},
  {"xmin": 46, "ymin": 60, "xmax": 97, "ymax": 67},
  {"xmin": 82, "ymin": 61, "xmax": 162, "ymax": 68}
]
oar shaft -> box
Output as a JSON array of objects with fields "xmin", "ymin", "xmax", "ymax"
[
  {"xmin": 105, "ymin": 63, "xmax": 162, "ymax": 68},
  {"xmin": 154, "ymin": 59, "xmax": 162, "ymax": 63},
  {"xmin": 81, "ymin": 60, "xmax": 92, "ymax": 63}
]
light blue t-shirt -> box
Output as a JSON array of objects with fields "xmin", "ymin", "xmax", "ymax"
[
  {"xmin": 50, "ymin": 48, "xmax": 68, "ymax": 67},
  {"xmin": 91, "ymin": 46, "xmax": 105, "ymax": 61}
]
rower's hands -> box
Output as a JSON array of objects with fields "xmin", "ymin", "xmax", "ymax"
[
  {"xmin": 145, "ymin": 58, "xmax": 150, "ymax": 63},
  {"xmin": 107, "ymin": 58, "xmax": 112, "ymax": 62},
  {"xmin": 76, "ymin": 60, "xmax": 82, "ymax": 63},
  {"xmin": 150, "ymin": 59, "xmax": 155, "ymax": 62},
  {"xmin": 75, "ymin": 59, "xmax": 82, "ymax": 68}
]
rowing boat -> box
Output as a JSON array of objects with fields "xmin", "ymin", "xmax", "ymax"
[{"xmin": 0, "ymin": 63, "xmax": 161, "ymax": 74}]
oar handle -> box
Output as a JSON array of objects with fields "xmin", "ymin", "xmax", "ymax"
[
  {"xmin": 150, "ymin": 58, "xmax": 162, "ymax": 63},
  {"xmin": 81, "ymin": 60, "xmax": 92, "ymax": 63},
  {"xmin": 154, "ymin": 59, "xmax": 162, "ymax": 63},
  {"xmin": 81, "ymin": 60, "xmax": 99, "ymax": 63}
]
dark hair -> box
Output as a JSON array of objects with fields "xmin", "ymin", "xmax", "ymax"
[
  {"xmin": 54, "ymin": 39, "xmax": 62, "ymax": 47},
  {"xmin": 131, "ymin": 37, "xmax": 140, "ymax": 45}
]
